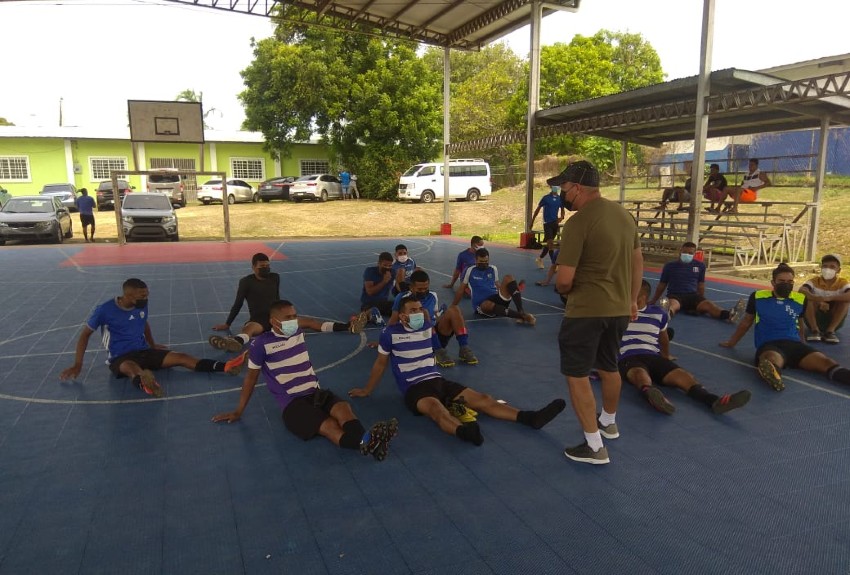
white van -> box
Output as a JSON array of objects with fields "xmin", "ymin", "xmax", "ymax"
[{"xmin": 398, "ymin": 159, "xmax": 491, "ymax": 203}]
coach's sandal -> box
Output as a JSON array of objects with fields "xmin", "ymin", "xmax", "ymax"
[
  {"xmin": 134, "ymin": 369, "xmax": 163, "ymax": 398},
  {"xmin": 757, "ymin": 358, "xmax": 784, "ymax": 391},
  {"xmin": 711, "ymin": 390, "xmax": 752, "ymax": 415},
  {"xmin": 823, "ymin": 332, "xmax": 840, "ymax": 344}
]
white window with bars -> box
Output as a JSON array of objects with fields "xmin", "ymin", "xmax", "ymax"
[
  {"xmin": 300, "ymin": 160, "xmax": 330, "ymax": 176},
  {"xmin": 230, "ymin": 158, "xmax": 265, "ymax": 181},
  {"xmin": 0, "ymin": 156, "xmax": 31, "ymax": 181},
  {"xmin": 90, "ymin": 157, "xmax": 128, "ymax": 181}
]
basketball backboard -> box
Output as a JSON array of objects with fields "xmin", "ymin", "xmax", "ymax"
[{"xmin": 128, "ymin": 100, "xmax": 205, "ymax": 144}]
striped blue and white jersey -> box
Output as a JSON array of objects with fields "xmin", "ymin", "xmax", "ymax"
[
  {"xmin": 378, "ymin": 319, "xmax": 441, "ymax": 394},
  {"xmin": 618, "ymin": 305, "xmax": 669, "ymax": 359}
]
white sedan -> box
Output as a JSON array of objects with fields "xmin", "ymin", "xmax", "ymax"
[{"xmin": 197, "ymin": 179, "xmax": 256, "ymax": 205}]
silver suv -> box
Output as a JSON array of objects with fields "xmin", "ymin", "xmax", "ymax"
[
  {"xmin": 147, "ymin": 171, "xmax": 186, "ymax": 207},
  {"xmin": 121, "ymin": 192, "xmax": 179, "ymax": 241}
]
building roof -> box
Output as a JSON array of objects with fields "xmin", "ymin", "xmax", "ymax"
[{"xmin": 0, "ymin": 125, "xmax": 320, "ymax": 145}]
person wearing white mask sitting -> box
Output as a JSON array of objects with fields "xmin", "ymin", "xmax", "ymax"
[
  {"xmin": 648, "ymin": 242, "xmax": 744, "ymax": 322},
  {"xmin": 800, "ymin": 254, "xmax": 850, "ymax": 344},
  {"xmin": 390, "ymin": 243, "xmax": 418, "ymax": 295}
]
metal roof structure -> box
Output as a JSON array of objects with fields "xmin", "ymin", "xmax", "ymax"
[
  {"xmin": 163, "ymin": 0, "xmax": 579, "ymax": 50},
  {"xmin": 448, "ymin": 68, "xmax": 850, "ymax": 153}
]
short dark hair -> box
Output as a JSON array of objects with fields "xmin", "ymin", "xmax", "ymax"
[
  {"xmin": 410, "ymin": 269, "xmax": 429, "ymax": 284},
  {"xmin": 252, "ymin": 253, "xmax": 270, "ymax": 266},
  {"xmin": 79, "ymin": 188, "xmax": 89, "ymax": 194},
  {"xmin": 476, "ymin": 248, "xmax": 489, "ymax": 258},
  {"xmin": 270, "ymin": 299, "xmax": 294, "ymax": 314},
  {"xmin": 682, "ymin": 242, "xmax": 697, "ymax": 250},
  {"xmin": 822, "ymin": 254, "xmax": 841, "ymax": 267},
  {"xmin": 395, "ymin": 244, "xmax": 407, "ymax": 252},
  {"xmin": 640, "ymin": 279, "xmax": 652, "ymax": 296},
  {"xmin": 772, "ymin": 262, "xmax": 794, "ymax": 280},
  {"xmin": 470, "ymin": 235, "xmax": 483, "ymax": 246},
  {"xmin": 749, "ymin": 158, "xmax": 760, "ymax": 166},
  {"xmin": 709, "ymin": 163, "xmax": 720, "ymax": 171},
  {"xmin": 123, "ymin": 278, "xmax": 147, "ymax": 291},
  {"xmin": 378, "ymin": 251, "xmax": 393, "ymax": 263},
  {"xmin": 398, "ymin": 296, "xmax": 418, "ymax": 312}
]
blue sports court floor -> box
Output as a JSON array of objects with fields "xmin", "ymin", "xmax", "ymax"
[{"xmin": 0, "ymin": 237, "xmax": 847, "ymax": 574}]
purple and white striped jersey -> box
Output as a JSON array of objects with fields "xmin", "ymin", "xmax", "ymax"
[{"xmin": 248, "ymin": 329, "xmax": 319, "ymax": 411}]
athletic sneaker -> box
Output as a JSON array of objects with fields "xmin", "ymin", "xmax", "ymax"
[
  {"xmin": 369, "ymin": 307, "xmax": 385, "ymax": 326},
  {"xmin": 134, "ymin": 369, "xmax": 163, "ymax": 398},
  {"xmin": 806, "ymin": 330, "xmax": 823, "ymax": 342},
  {"xmin": 224, "ymin": 350, "xmax": 249, "ymax": 376},
  {"xmin": 642, "ymin": 386, "xmax": 675, "ymax": 415},
  {"xmin": 564, "ymin": 441, "xmax": 610, "ymax": 465},
  {"xmin": 757, "ymin": 358, "xmax": 784, "ymax": 391},
  {"xmin": 209, "ymin": 334, "xmax": 243, "ymax": 353},
  {"xmin": 516, "ymin": 313, "xmax": 536, "ymax": 326},
  {"xmin": 435, "ymin": 347, "xmax": 456, "ymax": 368},
  {"xmin": 359, "ymin": 418, "xmax": 399, "ymax": 461},
  {"xmin": 597, "ymin": 417, "xmax": 619, "ymax": 439},
  {"xmin": 728, "ymin": 298, "xmax": 746, "ymax": 323},
  {"xmin": 823, "ymin": 331, "xmax": 840, "ymax": 344},
  {"xmin": 711, "ymin": 390, "xmax": 752, "ymax": 415},
  {"xmin": 535, "ymin": 257, "xmax": 545, "ymax": 269},
  {"xmin": 458, "ymin": 345, "xmax": 478, "ymax": 365},
  {"xmin": 445, "ymin": 396, "xmax": 478, "ymax": 423},
  {"xmin": 349, "ymin": 311, "xmax": 369, "ymax": 334}
]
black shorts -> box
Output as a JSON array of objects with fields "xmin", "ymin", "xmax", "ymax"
[
  {"xmin": 559, "ymin": 316, "xmax": 629, "ymax": 377},
  {"xmin": 403, "ymin": 377, "xmax": 467, "ymax": 416},
  {"xmin": 543, "ymin": 220, "xmax": 560, "ymax": 242},
  {"xmin": 475, "ymin": 293, "xmax": 510, "ymax": 317},
  {"xmin": 79, "ymin": 214, "xmax": 95, "ymax": 226},
  {"xmin": 281, "ymin": 390, "xmax": 344, "ymax": 440},
  {"xmin": 109, "ymin": 348, "xmax": 171, "ymax": 377},
  {"xmin": 618, "ymin": 354, "xmax": 681, "ymax": 384},
  {"xmin": 669, "ymin": 293, "xmax": 705, "ymax": 313},
  {"xmin": 755, "ymin": 340, "xmax": 818, "ymax": 369},
  {"xmin": 246, "ymin": 318, "xmax": 272, "ymax": 332}
]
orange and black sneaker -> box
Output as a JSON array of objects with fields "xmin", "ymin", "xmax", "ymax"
[
  {"xmin": 224, "ymin": 350, "xmax": 249, "ymax": 376},
  {"xmin": 712, "ymin": 390, "xmax": 752, "ymax": 414},
  {"xmin": 134, "ymin": 369, "xmax": 163, "ymax": 398}
]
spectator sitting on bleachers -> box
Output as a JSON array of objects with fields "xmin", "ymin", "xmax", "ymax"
[{"xmin": 703, "ymin": 163, "xmax": 729, "ymax": 213}]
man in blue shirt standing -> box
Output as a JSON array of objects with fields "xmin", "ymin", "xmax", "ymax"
[
  {"xmin": 75, "ymin": 187, "xmax": 96, "ymax": 242},
  {"xmin": 361, "ymin": 251, "xmax": 395, "ymax": 324},
  {"xmin": 721, "ymin": 263, "xmax": 850, "ymax": 391},
  {"xmin": 649, "ymin": 242, "xmax": 744, "ymax": 322},
  {"xmin": 349, "ymin": 296, "xmax": 565, "ymax": 446},
  {"xmin": 339, "ymin": 169, "xmax": 351, "ymax": 200},
  {"xmin": 531, "ymin": 185, "xmax": 565, "ymax": 269},
  {"xmin": 60, "ymin": 278, "xmax": 246, "ymax": 398}
]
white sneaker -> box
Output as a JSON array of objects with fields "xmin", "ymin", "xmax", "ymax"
[{"xmin": 535, "ymin": 257, "xmax": 545, "ymax": 269}]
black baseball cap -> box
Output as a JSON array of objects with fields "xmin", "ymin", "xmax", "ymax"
[{"xmin": 546, "ymin": 160, "xmax": 600, "ymax": 188}]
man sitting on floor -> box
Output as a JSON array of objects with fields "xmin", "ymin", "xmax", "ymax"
[
  {"xmin": 620, "ymin": 280, "xmax": 751, "ymax": 415},
  {"xmin": 452, "ymin": 248, "xmax": 535, "ymax": 325},
  {"xmin": 800, "ymin": 254, "xmax": 850, "ymax": 344},
  {"xmin": 720, "ymin": 263, "xmax": 850, "ymax": 391},
  {"xmin": 648, "ymin": 242, "xmax": 744, "ymax": 322}
]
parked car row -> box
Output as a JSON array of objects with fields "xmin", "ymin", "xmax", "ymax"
[{"xmin": 0, "ymin": 196, "xmax": 74, "ymax": 245}]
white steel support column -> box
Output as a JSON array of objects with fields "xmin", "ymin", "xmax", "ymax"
[
  {"xmin": 808, "ymin": 117, "xmax": 830, "ymax": 260},
  {"xmin": 442, "ymin": 45, "xmax": 451, "ymax": 232},
  {"xmin": 63, "ymin": 139, "xmax": 74, "ymax": 184},
  {"xmin": 687, "ymin": 0, "xmax": 715, "ymax": 244},
  {"xmin": 524, "ymin": 0, "xmax": 542, "ymax": 233},
  {"xmin": 619, "ymin": 140, "xmax": 628, "ymax": 201}
]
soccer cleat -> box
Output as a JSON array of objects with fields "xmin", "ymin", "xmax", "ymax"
[
  {"xmin": 823, "ymin": 331, "xmax": 840, "ymax": 344},
  {"xmin": 535, "ymin": 257, "xmax": 545, "ymax": 269},
  {"xmin": 806, "ymin": 331, "xmax": 822, "ymax": 342},
  {"xmin": 517, "ymin": 313, "xmax": 536, "ymax": 326},
  {"xmin": 564, "ymin": 441, "xmax": 610, "ymax": 465},
  {"xmin": 757, "ymin": 358, "xmax": 784, "ymax": 391},
  {"xmin": 642, "ymin": 386, "xmax": 676, "ymax": 415},
  {"xmin": 349, "ymin": 311, "xmax": 369, "ymax": 334},
  {"xmin": 445, "ymin": 395, "xmax": 478, "ymax": 423},
  {"xmin": 458, "ymin": 345, "xmax": 478, "ymax": 365},
  {"xmin": 711, "ymin": 390, "xmax": 752, "ymax": 415},
  {"xmin": 728, "ymin": 298, "xmax": 746, "ymax": 324},
  {"xmin": 359, "ymin": 418, "xmax": 399, "ymax": 461},
  {"xmin": 209, "ymin": 334, "xmax": 243, "ymax": 353},
  {"xmin": 224, "ymin": 350, "xmax": 249, "ymax": 376},
  {"xmin": 434, "ymin": 347, "xmax": 456, "ymax": 368},
  {"xmin": 597, "ymin": 416, "xmax": 619, "ymax": 439},
  {"xmin": 135, "ymin": 369, "xmax": 163, "ymax": 398}
]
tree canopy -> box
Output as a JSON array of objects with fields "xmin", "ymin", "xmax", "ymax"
[{"xmin": 0, "ymin": 117, "xmax": 13, "ymax": 126}]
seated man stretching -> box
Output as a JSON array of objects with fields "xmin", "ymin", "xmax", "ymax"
[{"xmin": 453, "ymin": 248, "xmax": 535, "ymax": 325}]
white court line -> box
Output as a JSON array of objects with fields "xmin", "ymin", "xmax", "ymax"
[{"xmin": 0, "ymin": 333, "xmax": 368, "ymax": 405}]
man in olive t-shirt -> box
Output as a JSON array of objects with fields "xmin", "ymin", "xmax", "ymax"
[{"xmin": 552, "ymin": 160, "xmax": 642, "ymax": 465}]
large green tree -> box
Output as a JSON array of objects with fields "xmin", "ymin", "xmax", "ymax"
[
  {"xmin": 0, "ymin": 117, "xmax": 14, "ymax": 126},
  {"xmin": 239, "ymin": 9, "xmax": 442, "ymax": 198}
]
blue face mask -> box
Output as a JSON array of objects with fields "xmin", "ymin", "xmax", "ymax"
[
  {"xmin": 279, "ymin": 319, "xmax": 299, "ymax": 337},
  {"xmin": 407, "ymin": 312, "xmax": 424, "ymax": 330},
  {"xmin": 680, "ymin": 253, "xmax": 694, "ymax": 264},
  {"xmin": 550, "ymin": 186, "xmax": 560, "ymax": 194}
]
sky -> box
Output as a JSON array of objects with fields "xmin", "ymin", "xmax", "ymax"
[{"xmin": 1, "ymin": 0, "xmax": 847, "ymax": 132}]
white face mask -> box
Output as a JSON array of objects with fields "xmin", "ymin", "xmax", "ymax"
[
  {"xmin": 821, "ymin": 267, "xmax": 837, "ymax": 281},
  {"xmin": 397, "ymin": 255, "xmax": 409, "ymax": 263}
]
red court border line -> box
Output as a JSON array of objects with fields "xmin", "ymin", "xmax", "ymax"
[{"xmin": 60, "ymin": 241, "xmax": 287, "ymax": 267}]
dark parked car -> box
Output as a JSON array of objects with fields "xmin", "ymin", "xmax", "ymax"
[
  {"xmin": 0, "ymin": 195, "xmax": 73, "ymax": 245},
  {"xmin": 258, "ymin": 176, "xmax": 296, "ymax": 202},
  {"xmin": 39, "ymin": 183, "xmax": 79, "ymax": 212},
  {"xmin": 96, "ymin": 179, "xmax": 134, "ymax": 210},
  {"xmin": 121, "ymin": 192, "xmax": 179, "ymax": 242}
]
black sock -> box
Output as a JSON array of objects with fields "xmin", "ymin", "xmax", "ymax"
[
  {"xmin": 518, "ymin": 399, "xmax": 567, "ymax": 429},
  {"xmin": 506, "ymin": 281, "xmax": 524, "ymax": 313},
  {"xmin": 332, "ymin": 322, "xmax": 347, "ymax": 332},
  {"xmin": 687, "ymin": 384, "xmax": 718, "ymax": 407},
  {"xmin": 539, "ymin": 246, "xmax": 549, "ymax": 259},
  {"xmin": 719, "ymin": 310, "xmax": 731, "ymax": 320},
  {"xmin": 827, "ymin": 366, "xmax": 850, "ymax": 385},
  {"xmin": 131, "ymin": 375, "xmax": 142, "ymax": 389},
  {"xmin": 455, "ymin": 422, "xmax": 484, "ymax": 446},
  {"xmin": 195, "ymin": 359, "xmax": 224, "ymax": 372},
  {"xmin": 339, "ymin": 419, "xmax": 365, "ymax": 450},
  {"xmin": 666, "ymin": 327, "xmax": 675, "ymax": 341}
]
